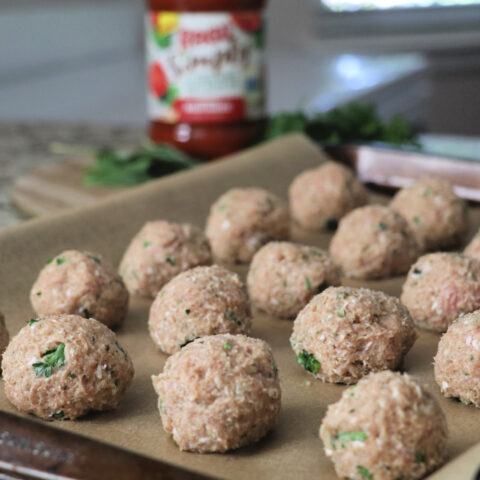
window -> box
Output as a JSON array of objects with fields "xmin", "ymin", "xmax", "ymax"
[{"xmin": 322, "ymin": 0, "xmax": 480, "ymax": 12}]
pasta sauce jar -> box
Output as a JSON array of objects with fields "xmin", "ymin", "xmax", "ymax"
[{"xmin": 146, "ymin": 0, "xmax": 267, "ymax": 160}]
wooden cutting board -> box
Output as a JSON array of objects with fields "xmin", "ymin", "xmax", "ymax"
[{"xmin": 12, "ymin": 158, "xmax": 127, "ymax": 218}]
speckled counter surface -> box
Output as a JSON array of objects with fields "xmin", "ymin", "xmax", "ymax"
[{"xmin": 0, "ymin": 123, "xmax": 143, "ymax": 228}]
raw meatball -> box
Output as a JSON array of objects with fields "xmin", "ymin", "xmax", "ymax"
[
  {"xmin": 320, "ymin": 371, "xmax": 447, "ymax": 480},
  {"xmin": 2, "ymin": 314, "xmax": 134, "ymax": 420},
  {"xmin": 464, "ymin": 230, "xmax": 480, "ymax": 260},
  {"xmin": 401, "ymin": 252, "xmax": 480, "ymax": 332},
  {"xmin": 434, "ymin": 311, "xmax": 480, "ymax": 407},
  {"xmin": 30, "ymin": 251, "xmax": 128, "ymax": 329},
  {"xmin": 290, "ymin": 287, "xmax": 416, "ymax": 384},
  {"xmin": 119, "ymin": 221, "xmax": 212, "ymax": 298},
  {"xmin": 289, "ymin": 162, "xmax": 368, "ymax": 231},
  {"xmin": 149, "ymin": 265, "xmax": 252, "ymax": 354},
  {"xmin": 152, "ymin": 334, "xmax": 281, "ymax": 452},
  {"xmin": 205, "ymin": 187, "xmax": 290, "ymax": 264},
  {"xmin": 0, "ymin": 311, "xmax": 9, "ymax": 361},
  {"xmin": 330, "ymin": 205, "xmax": 420, "ymax": 279},
  {"xmin": 247, "ymin": 242, "xmax": 341, "ymax": 318},
  {"xmin": 391, "ymin": 177, "xmax": 468, "ymax": 251}
]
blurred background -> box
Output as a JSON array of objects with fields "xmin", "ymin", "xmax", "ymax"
[{"xmin": 1, "ymin": 0, "xmax": 480, "ymax": 134}]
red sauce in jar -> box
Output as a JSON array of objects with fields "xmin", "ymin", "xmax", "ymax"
[{"xmin": 146, "ymin": 0, "xmax": 267, "ymax": 160}]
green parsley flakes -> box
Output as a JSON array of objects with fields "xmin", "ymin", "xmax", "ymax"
[
  {"xmin": 180, "ymin": 338, "xmax": 195, "ymax": 348},
  {"xmin": 51, "ymin": 411, "xmax": 65, "ymax": 419},
  {"xmin": 185, "ymin": 309, "xmax": 191, "ymax": 315},
  {"xmin": 413, "ymin": 216, "xmax": 421, "ymax": 226},
  {"xmin": 224, "ymin": 341, "xmax": 232, "ymax": 351},
  {"xmin": 89, "ymin": 255, "xmax": 101, "ymax": 263},
  {"xmin": 378, "ymin": 222, "xmax": 387, "ymax": 231},
  {"xmin": 46, "ymin": 258, "xmax": 53, "ymax": 264},
  {"xmin": 413, "ymin": 268, "xmax": 422, "ymax": 275},
  {"xmin": 33, "ymin": 343, "xmax": 66, "ymax": 377},
  {"xmin": 115, "ymin": 341, "xmax": 127, "ymax": 357},
  {"xmin": 36, "ymin": 291, "xmax": 42, "ymax": 296},
  {"xmin": 337, "ymin": 309, "xmax": 347, "ymax": 318},
  {"xmin": 28, "ymin": 318, "xmax": 40, "ymax": 326},
  {"xmin": 305, "ymin": 277, "xmax": 311, "ymax": 291},
  {"xmin": 415, "ymin": 453, "xmax": 426, "ymax": 463},
  {"xmin": 226, "ymin": 311, "xmax": 241, "ymax": 326},
  {"xmin": 296, "ymin": 350, "xmax": 321, "ymax": 374},
  {"xmin": 143, "ymin": 240, "xmax": 151, "ymax": 248},
  {"xmin": 56, "ymin": 257, "xmax": 67, "ymax": 265},
  {"xmin": 335, "ymin": 431, "xmax": 367, "ymax": 448},
  {"xmin": 357, "ymin": 465, "xmax": 372, "ymax": 479},
  {"xmin": 166, "ymin": 255, "xmax": 176, "ymax": 265}
]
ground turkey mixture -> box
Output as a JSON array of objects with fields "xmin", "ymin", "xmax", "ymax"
[
  {"xmin": 149, "ymin": 265, "xmax": 251, "ymax": 354},
  {"xmin": 152, "ymin": 334, "xmax": 281, "ymax": 452},
  {"xmin": 289, "ymin": 161, "xmax": 368, "ymax": 231},
  {"xmin": 434, "ymin": 311, "xmax": 480, "ymax": 407},
  {"xmin": 290, "ymin": 286, "xmax": 416, "ymax": 384},
  {"xmin": 31, "ymin": 250, "xmax": 129, "ymax": 329},
  {"xmin": 390, "ymin": 177, "xmax": 468, "ymax": 252},
  {"xmin": 2, "ymin": 314, "xmax": 134, "ymax": 420},
  {"xmin": 330, "ymin": 205, "xmax": 420, "ymax": 279},
  {"xmin": 205, "ymin": 187, "xmax": 290, "ymax": 264},
  {"xmin": 247, "ymin": 241, "xmax": 341, "ymax": 318},
  {"xmin": 320, "ymin": 371, "xmax": 448, "ymax": 480},
  {"xmin": 401, "ymin": 252, "xmax": 480, "ymax": 332},
  {"xmin": 119, "ymin": 221, "xmax": 212, "ymax": 298}
]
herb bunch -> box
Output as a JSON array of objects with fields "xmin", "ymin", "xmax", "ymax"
[{"xmin": 81, "ymin": 102, "xmax": 417, "ymax": 187}]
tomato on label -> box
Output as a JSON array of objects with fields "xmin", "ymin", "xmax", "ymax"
[
  {"xmin": 231, "ymin": 12, "xmax": 262, "ymax": 33},
  {"xmin": 149, "ymin": 63, "xmax": 168, "ymax": 98}
]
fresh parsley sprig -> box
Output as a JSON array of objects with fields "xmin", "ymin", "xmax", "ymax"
[{"xmin": 32, "ymin": 343, "xmax": 66, "ymax": 378}]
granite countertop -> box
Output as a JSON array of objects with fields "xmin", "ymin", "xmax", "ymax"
[{"xmin": 0, "ymin": 123, "xmax": 143, "ymax": 228}]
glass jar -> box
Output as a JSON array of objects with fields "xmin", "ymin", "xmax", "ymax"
[{"xmin": 146, "ymin": 0, "xmax": 267, "ymax": 160}]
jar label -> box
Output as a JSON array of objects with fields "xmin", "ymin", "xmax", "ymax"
[{"xmin": 146, "ymin": 11, "xmax": 265, "ymax": 124}]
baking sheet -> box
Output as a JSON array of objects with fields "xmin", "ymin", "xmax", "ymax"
[{"xmin": 0, "ymin": 133, "xmax": 479, "ymax": 480}]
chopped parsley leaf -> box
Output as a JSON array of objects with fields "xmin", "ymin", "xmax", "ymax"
[
  {"xmin": 33, "ymin": 343, "xmax": 66, "ymax": 377},
  {"xmin": 185, "ymin": 309, "xmax": 191, "ymax": 315},
  {"xmin": 337, "ymin": 309, "xmax": 347, "ymax": 318},
  {"xmin": 283, "ymin": 280, "xmax": 289, "ymax": 287},
  {"xmin": 415, "ymin": 453, "xmax": 426, "ymax": 463},
  {"xmin": 325, "ymin": 217, "xmax": 338, "ymax": 231},
  {"xmin": 305, "ymin": 277, "xmax": 311, "ymax": 291},
  {"xmin": 166, "ymin": 255, "xmax": 176, "ymax": 265},
  {"xmin": 224, "ymin": 341, "xmax": 232, "ymax": 351},
  {"xmin": 28, "ymin": 318, "xmax": 40, "ymax": 326},
  {"xmin": 180, "ymin": 338, "xmax": 195, "ymax": 348},
  {"xmin": 89, "ymin": 255, "xmax": 101, "ymax": 263},
  {"xmin": 378, "ymin": 222, "xmax": 388, "ymax": 231},
  {"xmin": 143, "ymin": 240, "xmax": 151, "ymax": 248},
  {"xmin": 296, "ymin": 350, "xmax": 321, "ymax": 374},
  {"xmin": 56, "ymin": 257, "xmax": 67, "ymax": 265},
  {"xmin": 51, "ymin": 411, "xmax": 65, "ymax": 419},
  {"xmin": 115, "ymin": 341, "xmax": 127, "ymax": 357},
  {"xmin": 114, "ymin": 379, "xmax": 120, "ymax": 387},
  {"xmin": 36, "ymin": 291, "xmax": 42, "ymax": 296},
  {"xmin": 46, "ymin": 258, "xmax": 53, "ymax": 264},
  {"xmin": 335, "ymin": 431, "xmax": 367, "ymax": 448},
  {"xmin": 357, "ymin": 465, "xmax": 372, "ymax": 479},
  {"xmin": 226, "ymin": 311, "xmax": 241, "ymax": 326},
  {"xmin": 105, "ymin": 344, "xmax": 110, "ymax": 352},
  {"xmin": 413, "ymin": 216, "xmax": 421, "ymax": 226}
]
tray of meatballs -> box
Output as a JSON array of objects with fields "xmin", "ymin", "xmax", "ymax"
[{"xmin": 0, "ymin": 134, "xmax": 479, "ymax": 480}]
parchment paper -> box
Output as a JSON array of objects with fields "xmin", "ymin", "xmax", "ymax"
[{"xmin": 0, "ymin": 134, "xmax": 479, "ymax": 480}]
